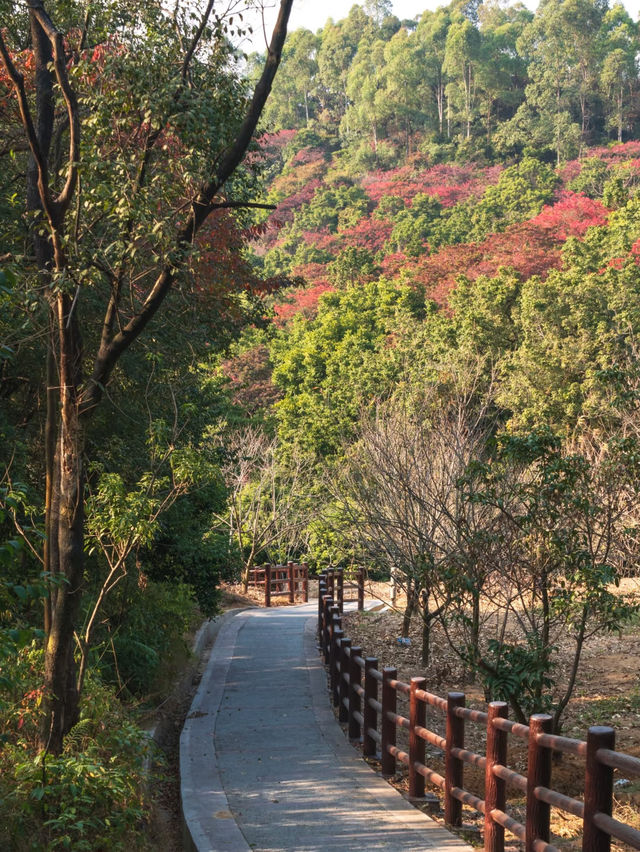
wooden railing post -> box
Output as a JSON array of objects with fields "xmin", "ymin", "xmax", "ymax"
[
  {"xmin": 264, "ymin": 564, "xmax": 272, "ymax": 608},
  {"xmin": 583, "ymin": 726, "xmax": 615, "ymax": 852},
  {"xmin": 348, "ymin": 646, "xmax": 362, "ymax": 740},
  {"xmin": 327, "ymin": 568, "xmax": 334, "ymax": 599},
  {"xmin": 337, "ymin": 567, "xmax": 344, "ymax": 613},
  {"xmin": 381, "ymin": 666, "xmax": 397, "ymax": 777},
  {"xmin": 329, "ymin": 606, "xmax": 340, "ymax": 698},
  {"xmin": 288, "ymin": 561, "xmax": 295, "ymax": 603},
  {"xmin": 409, "ymin": 676, "xmax": 426, "ymax": 799},
  {"xmin": 485, "ymin": 701, "xmax": 509, "ymax": 852},
  {"xmin": 338, "ymin": 638, "xmax": 351, "ymax": 722},
  {"xmin": 318, "ymin": 579, "xmax": 327, "ymax": 641},
  {"xmin": 331, "ymin": 621, "xmax": 343, "ymax": 707},
  {"xmin": 363, "ymin": 657, "xmax": 378, "ymax": 757},
  {"xmin": 302, "ymin": 562, "xmax": 309, "ymax": 602},
  {"xmin": 358, "ymin": 565, "xmax": 364, "ymax": 611},
  {"xmin": 323, "ymin": 596, "xmax": 333, "ymax": 663},
  {"xmin": 445, "ymin": 691, "xmax": 465, "ymax": 826},
  {"xmin": 526, "ymin": 714, "xmax": 553, "ymax": 852}
]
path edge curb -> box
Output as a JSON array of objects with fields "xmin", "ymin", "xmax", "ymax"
[{"xmin": 180, "ymin": 608, "xmax": 252, "ymax": 852}]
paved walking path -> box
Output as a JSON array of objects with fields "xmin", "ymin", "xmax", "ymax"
[{"xmin": 180, "ymin": 602, "xmax": 472, "ymax": 852}]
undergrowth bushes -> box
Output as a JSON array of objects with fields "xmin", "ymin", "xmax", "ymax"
[
  {"xmin": 0, "ymin": 577, "xmax": 201, "ymax": 849},
  {"xmin": 98, "ymin": 580, "xmax": 197, "ymax": 697},
  {"xmin": 0, "ymin": 647, "xmax": 154, "ymax": 851}
]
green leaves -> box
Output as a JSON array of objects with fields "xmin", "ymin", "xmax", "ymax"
[
  {"xmin": 482, "ymin": 636, "xmax": 555, "ymax": 716},
  {"xmin": 86, "ymin": 472, "xmax": 160, "ymax": 551}
]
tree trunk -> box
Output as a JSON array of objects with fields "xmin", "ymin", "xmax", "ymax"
[
  {"xmin": 402, "ymin": 581, "xmax": 417, "ymax": 637},
  {"xmin": 242, "ymin": 548, "xmax": 257, "ymax": 594},
  {"xmin": 40, "ymin": 293, "xmax": 85, "ymax": 754},
  {"xmin": 471, "ymin": 590, "xmax": 480, "ymax": 660},
  {"xmin": 421, "ymin": 612, "xmax": 430, "ymax": 666},
  {"xmin": 618, "ymin": 87, "xmax": 623, "ymax": 143}
]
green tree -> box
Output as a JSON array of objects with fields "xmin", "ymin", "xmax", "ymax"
[
  {"xmin": 599, "ymin": 5, "xmax": 639, "ymax": 142},
  {"xmin": 0, "ymin": 0, "xmax": 293, "ymax": 753},
  {"xmin": 316, "ymin": 8, "xmax": 370, "ymax": 125},
  {"xmin": 506, "ymin": 0, "xmax": 604, "ymax": 161},
  {"xmin": 476, "ymin": 0, "xmax": 531, "ymax": 142},
  {"xmin": 264, "ymin": 28, "xmax": 319, "ymax": 128},
  {"xmin": 343, "ymin": 38, "xmax": 390, "ymax": 158},
  {"xmin": 416, "ymin": 7, "xmax": 452, "ymax": 136},
  {"xmin": 271, "ymin": 279, "xmax": 425, "ymax": 461},
  {"xmin": 381, "ymin": 28, "xmax": 427, "ymax": 154},
  {"xmin": 443, "ymin": 16, "xmax": 482, "ymax": 139}
]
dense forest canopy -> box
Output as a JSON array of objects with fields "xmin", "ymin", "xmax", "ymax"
[{"xmin": 259, "ymin": 0, "xmax": 640, "ymax": 156}]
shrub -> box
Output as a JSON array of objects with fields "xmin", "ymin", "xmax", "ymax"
[{"xmin": 0, "ymin": 652, "xmax": 153, "ymax": 851}]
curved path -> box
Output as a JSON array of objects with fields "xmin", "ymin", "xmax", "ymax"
[{"xmin": 180, "ymin": 603, "xmax": 472, "ymax": 852}]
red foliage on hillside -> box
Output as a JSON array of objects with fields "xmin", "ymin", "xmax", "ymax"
[
  {"xmin": 194, "ymin": 211, "xmax": 286, "ymax": 331},
  {"xmin": 300, "ymin": 230, "xmax": 339, "ymax": 252},
  {"xmin": 587, "ymin": 141, "xmax": 640, "ymax": 162},
  {"xmin": 531, "ymin": 191, "xmax": 609, "ymax": 238},
  {"xmin": 221, "ymin": 343, "xmax": 283, "ymax": 414},
  {"xmin": 273, "ymin": 280, "xmax": 334, "ymax": 324},
  {"xmin": 363, "ymin": 162, "xmax": 502, "ymax": 207},
  {"xmin": 338, "ymin": 218, "xmax": 393, "ymax": 253},
  {"xmin": 388, "ymin": 193, "xmax": 609, "ymax": 305},
  {"xmin": 270, "ymin": 191, "xmax": 611, "ymax": 323},
  {"xmin": 258, "ymin": 143, "xmax": 630, "ymax": 325}
]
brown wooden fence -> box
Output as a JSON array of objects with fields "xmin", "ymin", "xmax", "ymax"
[
  {"xmin": 317, "ymin": 574, "xmax": 640, "ymax": 852},
  {"xmin": 321, "ymin": 566, "xmax": 365, "ymax": 614},
  {"xmin": 248, "ymin": 562, "xmax": 309, "ymax": 607}
]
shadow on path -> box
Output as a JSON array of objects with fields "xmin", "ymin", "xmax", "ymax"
[{"xmin": 180, "ymin": 603, "xmax": 473, "ymax": 852}]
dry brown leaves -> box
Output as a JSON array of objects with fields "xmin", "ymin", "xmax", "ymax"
[{"xmin": 336, "ymin": 579, "xmax": 640, "ymax": 851}]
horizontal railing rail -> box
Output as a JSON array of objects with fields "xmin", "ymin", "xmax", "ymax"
[{"xmin": 316, "ymin": 577, "xmax": 640, "ymax": 852}]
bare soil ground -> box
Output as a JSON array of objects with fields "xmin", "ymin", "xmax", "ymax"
[{"xmin": 336, "ymin": 578, "xmax": 640, "ymax": 850}]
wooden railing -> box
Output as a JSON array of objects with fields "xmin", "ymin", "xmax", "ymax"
[
  {"xmin": 321, "ymin": 566, "xmax": 365, "ymax": 614},
  {"xmin": 248, "ymin": 562, "xmax": 308, "ymax": 607},
  {"xmin": 317, "ymin": 577, "xmax": 640, "ymax": 852}
]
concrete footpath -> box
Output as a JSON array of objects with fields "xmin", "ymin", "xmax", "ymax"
[{"xmin": 180, "ymin": 602, "xmax": 472, "ymax": 852}]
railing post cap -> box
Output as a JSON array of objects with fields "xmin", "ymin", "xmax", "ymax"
[
  {"xmin": 365, "ymin": 656, "xmax": 378, "ymax": 665},
  {"xmin": 411, "ymin": 675, "xmax": 427, "ymax": 685},
  {"xmin": 383, "ymin": 666, "xmax": 397, "ymax": 675},
  {"xmin": 448, "ymin": 691, "xmax": 465, "ymax": 701},
  {"xmin": 588, "ymin": 725, "xmax": 615, "ymax": 737},
  {"xmin": 488, "ymin": 700, "xmax": 509, "ymax": 710},
  {"xmin": 529, "ymin": 713, "xmax": 553, "ymax": 723}
]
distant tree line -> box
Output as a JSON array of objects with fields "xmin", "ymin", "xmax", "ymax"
[{"xmin": 259, "ymin": 0, "xmax": 640, "ymax": 165}]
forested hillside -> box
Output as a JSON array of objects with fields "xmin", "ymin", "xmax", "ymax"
[
  {"xmin": 222, "ymin": 0, "xmax": 640, "ymax": 741},
  {"xmin": 261, "ymin": 0, "xmax": 639, "ymax": 158}
]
